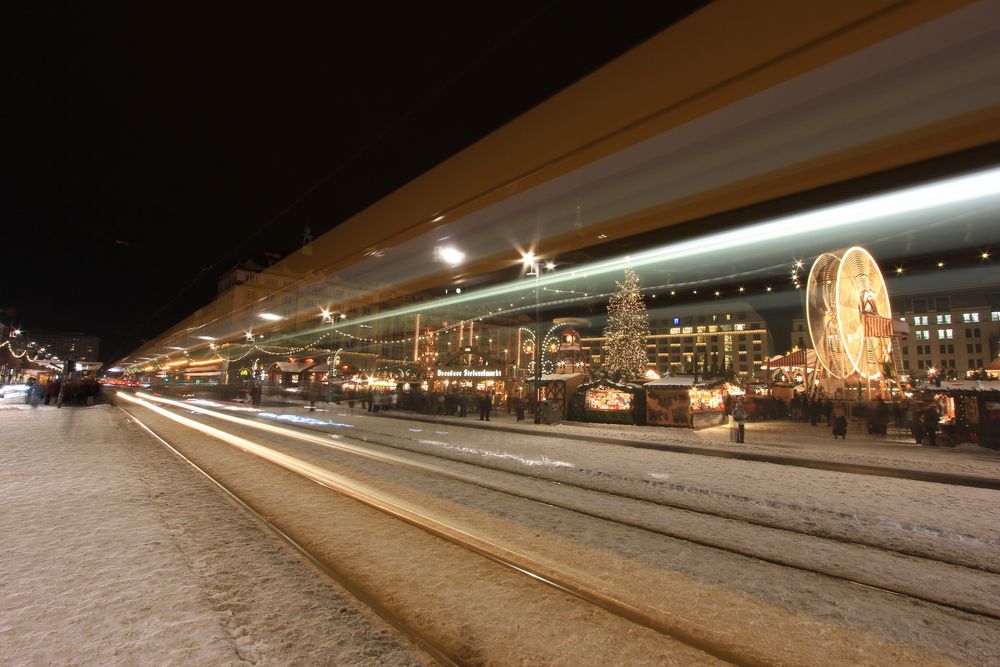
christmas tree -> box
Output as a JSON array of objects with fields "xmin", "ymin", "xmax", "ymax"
[{"xmin": 602, "ymin": 267, "xmax": 650, "ymax": 381}]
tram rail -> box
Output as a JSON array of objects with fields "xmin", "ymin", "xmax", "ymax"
[
  {"xmin": 121, "ymin": 392, "xmax": 1000, "ymax": 625},
  {"xmin": 119, "ymin": 399, "xmax": 750, "ymax": 666}
]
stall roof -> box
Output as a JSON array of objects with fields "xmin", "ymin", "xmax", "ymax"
[
  {"xmin": 538, "ymin": 373, "xmax": 588, "ymax": 381},
  {"xmin": 934, "ymin": 380, "xmax": 1000, "ymax": 393},
  {"xmin": 271, "ymin": 361, "xmax": 316, "ymax": 373},
  {"xmin": 766, "ymin": 349, "xmax": 817, "ymax": 369},
  {"xmin": 645, "ymin": 376, "xmax": 726, "ymax": 388}
]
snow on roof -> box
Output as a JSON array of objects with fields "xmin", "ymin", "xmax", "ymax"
[
  {"xmin": 539, "ymin": 373, "xmax": 587, "ymax": 381},
  {"xmin": 644, "ymin": 376, "xmax": 696, "ymax": 386},
  {"xmin": 644, "ymin": 376, "xmax": 726, "ymax": 388},
  {"xmin": 934, "ymin": 380, "xmax": 1000, "ymax": 393},
  {"xmin": 271, "ymin": 361, "xmax": 315, "ymax": 372}
]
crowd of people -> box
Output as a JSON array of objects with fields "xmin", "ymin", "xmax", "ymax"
[
  {"xmin": 24, "ymin": 376, "xmax": 102, "ymax": 407},
  {"xmin": 724, "ymin": 392, "xmax": 945, "ymax": 446}
]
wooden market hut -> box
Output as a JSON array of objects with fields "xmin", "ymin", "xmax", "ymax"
[
  {"xmin": 529, "ymin": 372, "xmax": 587, "ymax": 418},
  {"xmin": 645, "ymin": 376, "xmax": 729, "ymax": 429},
  {"xmin": 925, "ymin": 380, "xmax": 1000, "ymax": 449},
  {"xmin": 569, "ymin": 377, "xmax": 645, "ymax": 425}
]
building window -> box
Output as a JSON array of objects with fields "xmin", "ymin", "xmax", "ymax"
[
  {"xmin": 991, "ymin": 311, "xmax": 1000, "ymax": 321},
  {"xmin": 962, "ymin": 312, "xmax": 980, "ymax": 323},
  {"xmin": 914, "ymin": 330, "xmax": 930, "ymax": 341},
  {"xmin": 935, "ymin": 314, "xmax": 951, "ymax": 324},
  {"xmin": 937, "ymin": 329, "xmax": 953, "ymax": 340},
  {"xmin": 918, "ymin": 359, "xmax": 925, "ymax": 369},
  {"xmin": 912, "ymin": 299, "xmax": 927, "ymax": 313},
  {"xmin": 934, "ymin": 297, "xmax": 951, "ymax": 311},
  {"xmin": 913, "ymin": 315, "xmax": 928, "ymax": 326},
  {"xmin": 903, "ymin": 360, "xmax": 909, "ymax": 370}
]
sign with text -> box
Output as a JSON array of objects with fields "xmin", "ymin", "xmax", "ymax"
[{"xmin": 435, "ymin": 368, "xmax": 502, "ymax": 378}]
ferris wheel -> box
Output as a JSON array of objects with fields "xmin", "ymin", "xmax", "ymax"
[{"xmin": 806, "ymin": 247, "xmax": 893, "ymax": 379}]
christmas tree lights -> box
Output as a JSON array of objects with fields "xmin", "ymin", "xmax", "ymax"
[{"xmin": 602, "ymin": 267, "xmax": 650, "ymax": 381}]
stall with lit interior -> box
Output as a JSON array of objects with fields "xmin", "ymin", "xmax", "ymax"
[
  {"xmin": 923, "ymin": 380, "xmax": 1000, "ymax": 449},
  {"xmin": 644, "ymin": 376, "xmax": 729, "ymax": 429},
  {"xmin": 569, "ymin": 377, "xmax": 645, "ymax": 425}
]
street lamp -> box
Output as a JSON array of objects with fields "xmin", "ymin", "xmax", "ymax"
[{"xmin": 522, "ymin": 252, "xmax": 554, "ymax": 423}]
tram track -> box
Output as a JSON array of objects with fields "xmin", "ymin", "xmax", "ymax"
[
  {"xmin": 123, "ymin": 392, "xmax": 1000, "ymax": 627},
  {"xmin": 119, "ymin": 398, "xmax": 749, "ymax": 666}
]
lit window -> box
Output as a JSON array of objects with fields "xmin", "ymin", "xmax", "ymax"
[
  {"xmin": 991, "ymin": 311, "xmax": 1000, "ymax": 321},
  {"xmin": 935, "ymin": 314, "xmax": 951, "ymax": 324},
  {"xmin": 962, "ymin": 312, "xmax": 980, "ymax": 323},
  {"xmin": 937, "ymin": 329, "xmax": 953, "ymax": 340},
  {"xmin": 912, "ymin": 315, "xmax": 928, "ymax": 326}
]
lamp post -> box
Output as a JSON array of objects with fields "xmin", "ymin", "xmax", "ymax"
[{"xmin": 523, "ymin": 253, "xmax": 555, "ymax": 423}]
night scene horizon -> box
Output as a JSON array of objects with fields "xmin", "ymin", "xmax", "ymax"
[{"xmin": 3, "ymin": 2, "xmax": 1000, "ymax": 666}]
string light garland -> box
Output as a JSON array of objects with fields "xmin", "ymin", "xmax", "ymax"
[{"xmin": 122, "ymin": 249, "xmax": 990, "ymax": 374}]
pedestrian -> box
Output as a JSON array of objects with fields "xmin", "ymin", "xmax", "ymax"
[
  {"xmin": 909, "ymin": 406, "xmax": 924, "ymax": 444},
  {"xmin": 251, "ymin": 381, "xmax": 262, "ymax": 407},
  {"xmin": 809, "ymin": 395, "xmax": 821, "ymax": 426},
  {"xmin": 29, "ymin": 380, "xmax": 43, "ymax": 408},
  {"xmin": 822, "ymin": 398, "xmax": 833, "ymax": 426},
  {"xmin": 372, "ymin": 391, "xmax": 381, "ymax": 413},
  {"xmin": 923, "ymin": 404, "xmax": 940, "ymax": 446},
  {"xmin": 731, "ymin": 399, "xmax": 748, "ymax": 444},
  {"xmin": 870, "ymin": 396, "xmax": 889, "ymax": 435},
  {"xmin": 479, "ymin": 391, "xmax": 490, "ymax": 420},
  {"xmin": 832, "ymin": 411, "xmax": 847, "ymax": 439},
  {"xmin": 790, "ymin": 394, "xmax": 801, "ymax": 423}
]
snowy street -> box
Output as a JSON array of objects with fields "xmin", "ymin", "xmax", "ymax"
[{"xmin": 3, "ymin": 395, "xmax": 1000, "ymax": 665}]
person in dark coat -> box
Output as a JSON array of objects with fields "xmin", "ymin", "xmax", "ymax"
[
  {"xmin": 251, "ymin": 381, "xmax": 262, "ymax": 407},
  {"xmin": 731, "ymin": 400, "xmax": 748, "ymax": 443},
  {"xmin": 832, "ymin": 411, "xmax": 848, "ymax": 439},
  {"xmin": 479, "ymin": 391, "xmax": 491, "ymax": 421},
  {"xmin": 809, "ymin": 395, "xmax": 821, "ymax": 426},
  {"xmin": 870, "ymin": 397, "xmax": 889, "ymax": 435},
  {"xmin": 923, "ymin": 404, "xmax": 941, "ymax": 446},
  {"xmin": 908, "ymin": 406, "xmax": 924, "ymax": 444}
]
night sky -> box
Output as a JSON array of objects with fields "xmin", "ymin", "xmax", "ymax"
[{"xmin": 2, "ymin": 3, "xmax": 708, "ymax": 363}]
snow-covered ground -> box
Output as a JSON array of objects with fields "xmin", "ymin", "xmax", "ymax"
[
  {"xmin": 0, "ymin": 403, "xmax": 425, "ymax": 666},
  {"xmin": 4, "ymin": 395, "xmax": 999, "ymax": 665}
]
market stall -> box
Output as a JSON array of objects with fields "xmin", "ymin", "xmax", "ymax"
[
  {"xmin": 528, "ymin": 373, "xmax": 587, "ymax": 419},
  {"xmin": 925, "ymin": 380, "xmax": 1000, "ymax": 449},
  {"xmin": 645, "ymin": 376, "xmax": 728, "ymax": 429},
  {"xmin": 569, "ymin": 378, "xmax": 645, "ymax": 425}
]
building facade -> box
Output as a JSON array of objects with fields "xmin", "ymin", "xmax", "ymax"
[{"xmin": 583, "ymin": 303, "xmax": 771, "ymax": 379}]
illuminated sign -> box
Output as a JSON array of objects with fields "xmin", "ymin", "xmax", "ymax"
[{"xmin": 435, "ymin": 368, "xmax": 502, "ymax": 378}]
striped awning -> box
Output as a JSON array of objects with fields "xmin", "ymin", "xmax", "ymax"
[
  {"xmin": 863, "ymin": 314, "xmax": 894, "ymax": 337},
  {"xmin": 767, "ymin": 349, "xmax": 816, "ymax": 369}
]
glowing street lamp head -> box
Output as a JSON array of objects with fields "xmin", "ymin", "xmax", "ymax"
[
  {"xmin": 258, "ymin": 312, "xmax": 283, "ymax": 321},
  {"xmin": 545, "ymin": 261, "xmax": 556, "ymax": 271},
  {"xmin": 438, "ymin": 246, "xmax": 465, "ymax": 266},
  {"xmin": 521, "ymin": 251, "xmax": 536, "ymax": 266}
]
